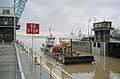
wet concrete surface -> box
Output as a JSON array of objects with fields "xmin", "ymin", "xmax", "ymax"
[
  {"xmin": 0, "ymin": 44, "xmax": 16, "ymax": 79},
  {"xmin": 0, "ymin": 44, "xmax": 44, "ymax": 79},
  {"xmin": 17, "ymin": 44, "xmax": 42, "ymax": 79},
  {"xmin": 17, "ymin": 43, "xmax": 56, "ymax": 79}
]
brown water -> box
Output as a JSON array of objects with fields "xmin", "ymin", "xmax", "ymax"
[
  {"xmin": 61, "ymin": 54, "xmax": 120, "ymax": 79},
  {"xmin": 17, "ymin": 36, "xmax": 120, "ymax": 79}
]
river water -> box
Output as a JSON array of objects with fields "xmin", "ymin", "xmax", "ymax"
[{"xmin": 17, "ymin": 36, "xmax": 120, "ymax": 79}]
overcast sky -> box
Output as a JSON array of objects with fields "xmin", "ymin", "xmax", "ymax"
[{"xmin": 0, "ymin": 0, "xmax": 120, "ymax": 37}]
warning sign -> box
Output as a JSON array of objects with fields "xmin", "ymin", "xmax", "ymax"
[{"xmin": 26, "ymin": 23, "xmax": 39, "ymax": 34}]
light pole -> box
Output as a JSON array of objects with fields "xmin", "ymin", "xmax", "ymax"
[
  {"xmin": 90, "ymin": 17, "xmax": 97, "ymax": 36},
  {"xmin": 88, "ymin": 18, "xmax": 92, "ymax": 37},
  {"xmin": 14, "ymin": 0, "xmax": 16, "ymax": 45},
  {"xmin": 88, "ymin": 17, "xmax": 97, "ymax": 37},
  {"xmin": 88, "ymin": 17, "xmax": 97, "ymax": 54},
  {"xmin": 93, "ymin": 17, "xmax": 97, "ymax": 22},
  {"xmin": 78, "ymin": 30, "xmax": 81, "ymax": 40}
]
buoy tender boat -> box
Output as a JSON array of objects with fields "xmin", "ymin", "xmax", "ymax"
[
  {"xmin": 41, "ymin": 28, "xmax": 55, "ymax": 53},
  {"xmin": 41, "ymin": 29, "xmax": 94, "ymax": 64}
]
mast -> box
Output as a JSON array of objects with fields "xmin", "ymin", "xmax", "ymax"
[{"xmin": 49, "ymin": 27, "xmax": 53, "ymax": 36}]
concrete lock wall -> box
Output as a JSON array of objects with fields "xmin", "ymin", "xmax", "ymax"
[
  {"xmin": 91, "ymin": 42, "xmax": 106, "ymax": 55},
  {"xmin": 72, "ymin": 41, "xmax": 90, "ymax": 53},
  {"xmin": 100, "ymin": 42, "xmax": 106, "ymax": 55},
  {"xmin": 72, "ymin": 41, "xmax": 106, "ymax": 54},
  {"xmin": 91, "ymin": 42, "xmax": 100, "ymax": 54}
]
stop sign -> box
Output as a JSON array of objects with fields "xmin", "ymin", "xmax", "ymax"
[{"xmin": 26, "ymin": 23, "xmax": 39, "ymax": 34}]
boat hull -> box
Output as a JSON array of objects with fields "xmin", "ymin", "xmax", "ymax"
[
  {"xmin": 41, "ymin": 47, "xmax": 95, "ymax": 64},
  {"xmin": 63, "ymin": 56, "xmax": 95, "ymax": 64}
]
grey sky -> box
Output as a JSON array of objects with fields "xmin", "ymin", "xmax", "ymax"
[{"xmin": 0, "ymin": 0, "xmax": 120, "ymax": 37}]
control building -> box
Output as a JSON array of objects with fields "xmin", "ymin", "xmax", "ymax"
[
  {"xmin": 92, "ymin": 20, "xmax": 113, "ymax": 42},
  {"xmin": 0, "ymin": 7, "xmax": 20, "ymax": 42}
]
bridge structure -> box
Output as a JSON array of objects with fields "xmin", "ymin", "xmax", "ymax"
[{"xmin": 13, "ymin": 0, "xmax": 27, "ymax": 20}]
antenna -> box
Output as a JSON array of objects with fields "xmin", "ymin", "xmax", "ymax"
[{"xmin": 49, "ymin": 27, "xmax": 53, "ymax": 36}]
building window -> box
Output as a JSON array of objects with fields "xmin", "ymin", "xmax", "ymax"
[
  {"xmin": 4, "ymin": 18, "xmax": 8, "ymax": 25},
  {"xmin": 9, "ymin": 18, "xmax": 14, "ymax": 25},
  {"xmin": 2, "ymin": 9, "xmax": 10, "ymax": 15},
  {"xmin": 94, "ymin": 42, "xmax": 96, "ymax": 47},
  {"xmin": 97, "ymin": 43, "xmax": 100, "ymax": 48}
]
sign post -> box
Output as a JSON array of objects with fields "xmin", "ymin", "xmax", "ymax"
[{"xmin": 26, "ymin": 23, "xmax": 39, "ymax": 61}]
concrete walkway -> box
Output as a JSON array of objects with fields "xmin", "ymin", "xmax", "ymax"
[
  {"xmin": 0, "ymin": 43, "xmax": 55, "ymax": 79},
  {"xmin": 0, "ymin": 44, "xmax": 16, "ymax": 79},
  {"xmin": 17, "ymin": 44, "xmax": 41, "ymax": 79},
  {"xmin": 0, "ymin": 43, "xmax": 42, "ymax": 79}
]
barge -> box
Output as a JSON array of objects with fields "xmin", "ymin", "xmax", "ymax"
[{"xmin": 41, "ymin": 30, "xmax": 95, "ymax": 64}]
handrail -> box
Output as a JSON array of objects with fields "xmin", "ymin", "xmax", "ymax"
[
  {"xmin": 15, "ymin": 43, "xmax": 25, "ymax": 79},
  {"xmin": 18, "ymin": 40, "xmax": 75, "ymax": 79},
  {"xmin": 36, "ymin": 53, "xmax": 74, "ymax": 79}
]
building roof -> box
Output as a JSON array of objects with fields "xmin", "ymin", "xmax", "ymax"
[
  {"xmin": 92, "ymin": 28, "xmax": 114, "ymax": 31},
  {"xmin": 0, "ymin": 25, "xmax": 20, "ymax": 30}
]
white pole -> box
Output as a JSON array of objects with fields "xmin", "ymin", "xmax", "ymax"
[
  {"xmin": 0, "ymin": 35, "xmax": 2, "ymax": 43},
  {"xmin": 32, "ymin": 33, "xmax": 33, "ymax": 60},
  {"xmin": 88, "ymin": 22, "xmax": 89, "ymax": 37},
  {"xmin": 14, "ymin": 0, "xmax": 16, "ymax": 45},
  {"xmin": 88, "ymin": 18, "xmax": 91, "ymax": 37}
]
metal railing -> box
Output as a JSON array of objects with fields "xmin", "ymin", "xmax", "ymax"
[
  {"xmin": 17, "ymin": 40, "xmax": 75, "ymax": 79},
  {"xmin": 15, "ymin": 42, "xmax": 25, "ymax": 79}
]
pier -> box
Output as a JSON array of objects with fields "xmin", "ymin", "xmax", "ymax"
[{"xmin": 0, "ymin": 41, "xmax": 74, "ymax": 79}]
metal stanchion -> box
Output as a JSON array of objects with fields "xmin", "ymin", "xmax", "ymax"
[
  {"xmin": 61, "ymin": 72, "xmax": 64, "ymax": 79},
  {"xmin": 50, "ymin": 64, "xmax": 52, "ymax": 79},
  {"xmin": 40, "ymin": 55, "xmax": 42, "ymax": 75},
  {"xmin": 2, "ymin": 40, "xmax": 4, "ymax": 48}
]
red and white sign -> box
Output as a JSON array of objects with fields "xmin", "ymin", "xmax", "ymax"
[{"xmin": 26, "ymin": 23, "xmax": 39, "ymax": 34}]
